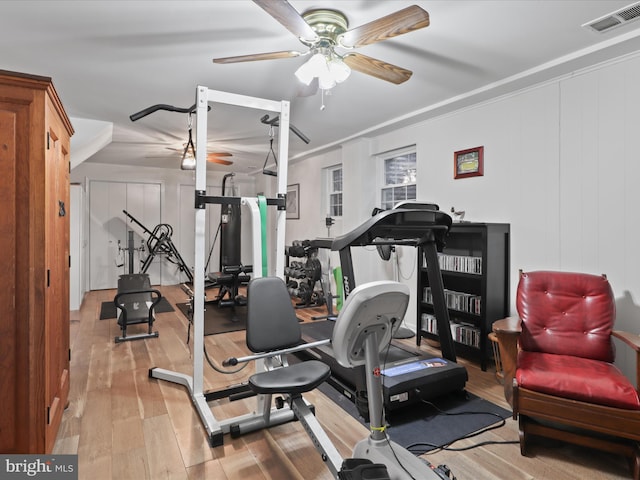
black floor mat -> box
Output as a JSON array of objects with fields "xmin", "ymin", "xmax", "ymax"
[
  {"xmin": 176, "ymin": 302, "xmax": 247, "ymax": 336},
  {"xmin": 318, "ymin": 383, "xmax": 511, "ymax": 453}
]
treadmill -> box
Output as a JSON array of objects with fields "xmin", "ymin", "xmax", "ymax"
[{"xmin": 299, "ymin": 204, "xmax": 468, "ymax": 417}]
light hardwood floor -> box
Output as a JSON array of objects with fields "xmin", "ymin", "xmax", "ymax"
[{"xmin": 54, "ymin": 285, "xmax": 631, "ymax": 479}]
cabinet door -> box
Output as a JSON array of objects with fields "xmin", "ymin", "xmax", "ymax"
[
  {"xmin": 44, "ymin": 106, "xmax": 71, "ymax": 452},
  {"xmin": 0, "ymin": 101, "xmax": 22, "ymax": 453}
]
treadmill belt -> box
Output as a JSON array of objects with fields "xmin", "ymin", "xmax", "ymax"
[{"xmin": 300, "ymin": 319, "xmax": 467, "ymax": 415}]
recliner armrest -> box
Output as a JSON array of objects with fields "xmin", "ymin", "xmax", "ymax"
[
  {"xmin": 613, "ymin": 330, "xmax": 640, "ymax": 352},
  {"xmin": 492, "ymin": 316, "xmax": 522, "ymax": 407},
  {"xmin": 613, "ymin": 330, "xmax": 640, "ymax": 391}
]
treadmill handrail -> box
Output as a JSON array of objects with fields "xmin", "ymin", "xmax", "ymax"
[{"xmin": 331, "ymin": 208, "xmax": 451, "ymax": 252}]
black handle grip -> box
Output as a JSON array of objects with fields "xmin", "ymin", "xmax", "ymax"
[
  {"xmin": 129, "ymin": 103, "xmax": 210, "ymax": 122},
  {"xmin": 222, "ymin": 357, "xmax": 238, "ymax": 367}
]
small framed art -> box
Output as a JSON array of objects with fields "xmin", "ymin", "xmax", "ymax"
[
  {"xmin": 286, "ymin": 184, "xmax": 300, "ymax": 219},
  {"xmin": 454, "ymin": 146, "xmax": 484, "ymax": 179}
]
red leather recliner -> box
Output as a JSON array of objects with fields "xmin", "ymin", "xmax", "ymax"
[{"xmin": 493, "ymin": 270, "xmax": 640, "ymax": 479}]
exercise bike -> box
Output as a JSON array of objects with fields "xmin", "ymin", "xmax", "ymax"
[{"xmin": 221, "ymin": 277, "xmax": 455, "ymax": 480}]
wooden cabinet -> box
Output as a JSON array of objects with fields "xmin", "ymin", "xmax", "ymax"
[
  {"xmin": 417, "ymin": 222, "xmax": 510, "ymax": 371},
  {"xmin": 0, "ymin": 70, "xmax": 74, "ymax": 453}
]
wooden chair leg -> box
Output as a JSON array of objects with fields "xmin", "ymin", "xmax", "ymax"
[
  {"xmin": 631, "ymin": 442, "xmax": 640, "ymax": 480},
  {"xmin": 518, "ymin": 415, "xmax": 529, "ymax": 456}
]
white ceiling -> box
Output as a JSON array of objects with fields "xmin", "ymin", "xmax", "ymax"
[{"xmin": 2, "ymin": 1, "xmax": 640, "ymax": 172}]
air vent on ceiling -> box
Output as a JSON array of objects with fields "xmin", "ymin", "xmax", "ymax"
[{"xmin": 583, "ymin": 2, "xmax": 640, "ymax": 33}]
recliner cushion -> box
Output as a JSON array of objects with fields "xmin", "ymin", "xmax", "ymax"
[
  {"xmin": 517, "ymin": 350, "xmax": 640, "ymax": 410},
  {"xmin": 517, "ymin": 271, "xmax": 616, "ymax": 362}
]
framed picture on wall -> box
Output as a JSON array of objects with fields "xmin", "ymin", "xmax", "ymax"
[
  {"xmin": 286, "ymin": 184, "xmax": 300, "ymax": 219},
  {"xmin": 454, "ymin": 146, "xmax": 484, "ymax": 179}
]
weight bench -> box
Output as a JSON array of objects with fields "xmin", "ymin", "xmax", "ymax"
[
  {"xmin": 207, "ymin": 264, "xmax": 252, "ymax": 307},
  {"xmin": 113, "ymin": 273, "xmax": 162, "ymax": 343}
]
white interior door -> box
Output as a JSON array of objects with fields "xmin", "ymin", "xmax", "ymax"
[
  {"xmin": 124, "ymin": 182, "xmax": 161, "ymax": 284},
  {"xmin": 89, "ymin": 181, "xmax": 161, "ymax": 289},
  {"xmin": 89, "ymin": 181, "xmax": 127, "ymax": 290},
  {"xmin": 69, "ymin": 184, "xmax": 83, "ymax": 310}
]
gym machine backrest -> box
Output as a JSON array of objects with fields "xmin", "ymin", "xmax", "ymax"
[{"xmin": 113, "ymin": 273, "xmax": 162, "ymax": 343}]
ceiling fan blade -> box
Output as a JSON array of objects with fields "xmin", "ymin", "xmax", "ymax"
[
  {"xmin": 208, "ymin": 152, "xmax": 232, "ymax": 157},
  {"xmin": 213, "ymin": 50, "xmax": 304, "ymax": 64},
  {"xmin": 207, "ymin": 154, "xmax": 233, "ymax": 166},
  {"xmin": 252, "ymin": 0, "xmax": 318, "ymax": 42},
  {"xmin": 343, "ymin": 53, "xmax": 413, "ymax": 85},
  {"xmin": 339, "ymin": 5, "xmax": 429, "ymax": 48}
]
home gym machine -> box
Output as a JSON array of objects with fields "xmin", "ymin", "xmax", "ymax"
[
  {"xmin": 220, "ymin": 278, "xmax": 454, "ymax": 480},
  {"xmin": 113, "ymin": 272, "xmax": 162, "ymax": 343},
  {"xmin": 298, "ymin": 204, "xmax": 468, "ymax": 416},
  {"xmin": 332, "ymin": 280, "xmax": 455, "ymax": 479},
  {"xmin": 149, "ymin": 86, "xmax": 291, "ymax": 448},
  {"xmin": 122, "ymin": 209, "xmax": 194, "ymax": 284},
  {"xmin": 205, "ymin": 172, "xmax": 253, "ymax": 307}
]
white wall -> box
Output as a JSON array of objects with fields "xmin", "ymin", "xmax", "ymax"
[{"xmin": 281, "ymin": 51, "xmax": 640, "ymax": 381}]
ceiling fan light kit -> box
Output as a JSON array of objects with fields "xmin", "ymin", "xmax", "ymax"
[
  {"xmin": 180, "ymin": 152, "xmax": 196, "ymax": 170},
  {"xmin": 213, "ymin": 1, "xmax": 430, "ymax": 98},
  {"xmin": 294, "ymin": 51, "xmax": 351, "ymax": 90}
]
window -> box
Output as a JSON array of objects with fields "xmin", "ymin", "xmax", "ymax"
[
  {"xmin": 380, "ymin": 150, "xmax": 416, "ymax": 210},
  {"xmin": 327, "ymin": 165, "xmax": 343, "ymax": 217}
]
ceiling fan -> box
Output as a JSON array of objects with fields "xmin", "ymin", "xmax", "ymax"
[{"xmin": 213, "ymin": 1, "xmax": 430, "ymax": 88}]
